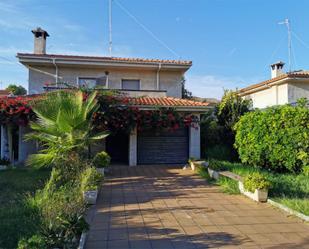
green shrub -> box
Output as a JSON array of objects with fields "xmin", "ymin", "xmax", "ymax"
[
  {"xmin": 17, "ymin": 235, "xmax": 46, "ymax": 249},
  {"xmin": 302, "ymin": 165, "xmax": 309, "ymax": 176},
  {"xmin": 243, "ymin": 172, "xmax": 271, "ymax": 193},
  {"xmin": 208, "ymin": 159, "xmax": 227, "ymax": 171},
  {"xmin": 93, "ymin": 151, "xmax": 111, "ymax": 168},
  {"xmin": 42, "ymin": 155, "xmax": 92, "ymax": 194},
  {"xmin": 234, "ymin": 105, "xmax": 309, "ymax": 173},
  {"xmin": 205, "ymin": 145, "xmax": 235, "ymax": 161},
  {"xmin": 81, "ymin": 167, "xmax": 102, "ymax": 192},
  {"xmin": 29, "ymin": 184, "xmax": 88, "ymax": 248},
  {"xmin": 200, "ymin": 90, "xmax": 251, "ymax": 161}
]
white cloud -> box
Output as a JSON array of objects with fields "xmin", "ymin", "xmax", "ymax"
[{"xmin": 186, "ymin": 74, "xmax": 261, "ymax": 99}]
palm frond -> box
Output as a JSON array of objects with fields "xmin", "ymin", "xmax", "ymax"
[{"xmin": 26, "ymin": 153, "xmax": 55, "ymax": 168}]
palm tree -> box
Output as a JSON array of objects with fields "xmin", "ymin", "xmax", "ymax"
[{"xmin": 25, "ymin": 90, "xmax": 108, "ymax": 168}]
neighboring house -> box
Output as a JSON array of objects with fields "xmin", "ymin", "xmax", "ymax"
[
  {"xmin": 0, "ymin": 27, "xmax": 210, "ymax": 166},
  {"xmin": 0, "ymin": 90, "xmax": 10, "ymax": 97},
  {"xmin": 239, "ymin": 61, "xmax": 309, "ymax": 108}
]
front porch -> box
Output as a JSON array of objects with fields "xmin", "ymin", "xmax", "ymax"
[{"xmin": 0, "ymin": 94, "xmax": 210, "ymax": 166}]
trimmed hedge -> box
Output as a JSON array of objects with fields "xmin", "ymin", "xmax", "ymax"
[{"xmin": 234, "ymin": 105, "xmax": 309, "ymax": 173}]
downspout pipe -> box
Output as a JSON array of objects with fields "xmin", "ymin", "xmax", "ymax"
[
  {"xmin": 52, "ymin": 58, "xmax": 59, "ymax": 86},
  {"xmin": 156, "ymin": 63, "xmax": 162, "ymax": 90}
]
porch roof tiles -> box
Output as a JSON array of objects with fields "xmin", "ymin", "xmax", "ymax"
[{"xmin": 129, "ymin": 96, "xmax": 210, "ymax": 107}]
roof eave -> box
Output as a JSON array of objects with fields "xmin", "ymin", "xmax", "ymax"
[
  {"xmin": 239, "ymin": 77, "xmax": 309, "ymax": 96},
  {"xmin": 16, "ymin": 54, "xmax": 192, "ymax": 70},
  {"xmin": 131, "ymin": 105, "xmax": 212, "ymax": 112}
]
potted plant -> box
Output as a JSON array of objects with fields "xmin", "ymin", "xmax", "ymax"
[
  {"xmin": 0, "ymin": 157, "xmax": 10, "ymax": 170},
  {"xmin": 81, "ymin": 167, "xmax": 102, "ymax": 205},
  {"xmin": 239, "ymin": 172, "xmax": 271, "ymax": 202},
  {"xmin": 207, "ymin": 159, "xmax": 221, "ymax": 179},
  {"xmin": 93, "ymin": 151, "xmax": 111, "ymax": 175},
  {"xmin": 188, "ymin": 157, "xmax": 196, "ymax": 170}
]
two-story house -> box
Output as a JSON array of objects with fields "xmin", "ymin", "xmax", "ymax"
[
  {"xmin": 239, "ymin": 61, "xmax": 309, "ymax": 108},
  {"xmin": 0, "ymin": 27, "xmax": 210, "ymax": 166}
]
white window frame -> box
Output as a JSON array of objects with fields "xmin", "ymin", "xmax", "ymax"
[{"xmin": 121, "ymin": 79, "xmax": 141, "ymax": 90}]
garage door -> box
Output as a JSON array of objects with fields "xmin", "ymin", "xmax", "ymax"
[{"xmin": 137, "ymin": 128, "xmax": 189, "ymax": 164}]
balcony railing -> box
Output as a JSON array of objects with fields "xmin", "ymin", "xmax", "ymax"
[{"xmin": 43, "ymin": 84, "xmax": 167, "ymax": 98}]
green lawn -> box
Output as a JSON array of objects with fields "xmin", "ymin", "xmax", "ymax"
[
  {"xmin": 0, "ymin": 168, "xmax": 50, "ymax": 249},
  {"xmin": 198, "ymin": 160, "xmax": 309, "ymax": 216}
]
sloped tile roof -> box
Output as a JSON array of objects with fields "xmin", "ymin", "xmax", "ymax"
[
  {"xmin": 0, "ymin": 90, "xmax": 10, "ymax": 97},
  {"xmin": 129, "ymin": 97, "xmax": 210, "ymax": 107},
  {"xmin": 239, "ymin": 71, "xmax": 309, "ymax": 95},
  {"xmin": 17, "ymin": 53, "xmax": 192, "ymax": 65}
]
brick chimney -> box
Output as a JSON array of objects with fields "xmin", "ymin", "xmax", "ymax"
[
  {"xmin": 31, "ymin": 27, "xmax": 49, "ymax": 54},
  {"xmin": 270, "ymin": 61, "xmax": 285, "ymax": 79}
]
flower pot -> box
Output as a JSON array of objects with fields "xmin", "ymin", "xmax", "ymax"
[
  {"xmin": 208, "ymin": 168, "xmax": 219, "ymax": 179},
  {"xmin": 238, "ymin": 181, "xmax": 268, "ymax": 202},
  {"xmin": 96, "ymin": 167, "xmax": 105, "ymax": 175},
  {"xmin": 190, "ymin": 161, "xmax": 195, "ymax": 171},
  {"xmin": 83, "ymin": 190, "xmax": 98, "ymax": 205},
  {"xmin": 203, "ymin": 161, "xmax": 209, "ymax": 168}
]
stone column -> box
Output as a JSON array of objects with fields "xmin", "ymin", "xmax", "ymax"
[
  {"xmin": 18, "ymin": 126, "xmax": 27, "ymax": 163},
  {"xmin": 189, "ymin": 114, "xmax": 201, "ymax": 159},
  {"xmin": 1, "ymin": 125, "xmax": 10, "ymax": 160},
  {"xmin": 18, "ymin": 126, "xmax": 40, "ymax": 164},
  {"xmin": 129, "ymin": 127, "xmax": 137, "ymax": 166}
]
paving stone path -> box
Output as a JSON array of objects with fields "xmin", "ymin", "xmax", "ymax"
[{"xmin": 85, "ymin": 165, "xmax": 309, "ymax": 249}]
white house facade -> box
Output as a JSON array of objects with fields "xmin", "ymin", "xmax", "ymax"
[{"xmin": 0, "ymin": 27, "xmax": 211, "ymax": 166}]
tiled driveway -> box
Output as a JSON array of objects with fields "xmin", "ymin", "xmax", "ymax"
[{"xmin": 85, "ymin": 165, "xmax": 309, "ymax": 249}]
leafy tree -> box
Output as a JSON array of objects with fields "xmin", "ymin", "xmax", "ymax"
[
  {"xmin": 6, "ymin": 84, "xmax": 27, "ymax": 95},
  {"xmin": 25, "ymin": 90, "xmax": 108, "ymax": 168},
  {"xmin": 216, "ymin": 90, "xmax": 252, "ymax": 130},
  {"xmin": 201, "ymin": 90, "xmax": 251, "ymax": 161},
  {"xmin": 181, "ymin": 77, "xmax": 192, "ymax": 99}
]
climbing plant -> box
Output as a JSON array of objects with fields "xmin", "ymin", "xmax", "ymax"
[{"xmin": 0, "ymin": 91, "xmax": 199, "ymax": 133}]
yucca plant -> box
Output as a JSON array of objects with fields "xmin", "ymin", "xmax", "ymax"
[{"xmin": 25, "ymin": 90, "xmax": 108, "ymax": 168}]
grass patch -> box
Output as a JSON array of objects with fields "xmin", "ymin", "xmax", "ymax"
[
  {"xmin": 198, "ymin": 160, "xmax": 309, "ymax": 216},
  {"xmin": 272, "ymin": 197, "xmax": 309, "ymax": 216},
  {"xmin": 0, "ymin": 167, "xmax": 50, "ymax": 249},
  {"xmin": 198, "ymin": 166, "xmax": 240, "ymax": 194},
  {"xmin": 217, "ymin": 177, "xmax": 240, "ymax": 194}
]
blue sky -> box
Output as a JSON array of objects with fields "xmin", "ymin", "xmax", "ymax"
[{"xmin": 1, "ymin": 0, "xmax": 309, "ymax": 98}]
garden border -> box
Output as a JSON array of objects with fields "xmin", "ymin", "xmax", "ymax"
[
  {"xmin": 196, "ymin": 162, "xmax": 309, "ymax": 222},
  {"xmin": 267, "ymin": 199, "xmax": 309, "ymax": 222},
  {"xmin": 78, "ymin": 232, "xmax": 88, "ymax": 249},
  {"xmin": 78, "ymin": 175, "xmax": 104, "ymax": 249}
]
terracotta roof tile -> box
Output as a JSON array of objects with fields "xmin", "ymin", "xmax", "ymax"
[
  {"xmin": 0, "ymin": 94, "xmax": 209, "ymax": 109},
  {"xmin": 0, "ymin": 90, "xmax": 10, "ymax": 97},
  {"xmin": 17, "ymin": 53, "xmax": 192, "ymax": 65},
  {"xmin": 129, "ymin": 97, "xmax": 210, "ymax": 107}
]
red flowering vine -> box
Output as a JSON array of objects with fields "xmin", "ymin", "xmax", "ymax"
[
  {"xmin": 0, "ymin": 96, "xmax": 35, "ymax": 126},
  {"xmin": 0, "ymin": 92, "xmax": 199, "ymax": 132}
]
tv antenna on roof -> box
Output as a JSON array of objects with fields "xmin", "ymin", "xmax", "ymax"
[
  {"xmin": 109, "ymin": 0, "xmax": 113, "ymax": 56},
  {"xmin": 278, "ymin": 18, "xmax": 292, "ymax": 72}
]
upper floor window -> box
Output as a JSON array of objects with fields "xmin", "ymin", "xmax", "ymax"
[
  {"xmin": 78, "ymin": 76, "xmax": 107, "ymax": 88},
  {"xmin": 122, "ymin": 79, "xmax": 140, "ymax": 90}
]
